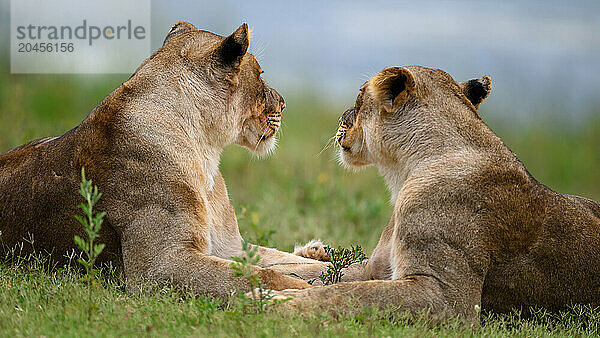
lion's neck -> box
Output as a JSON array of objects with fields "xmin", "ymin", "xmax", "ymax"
[
  {"xmin": 92, "ymin": 83, "xmax": 228, "ymax": 192},
  {"xmin": 374, "ymin": 107, "xmax": 491, "ymax": 201},
  {"xmin": 377, "ymin": 151, "xmax": 460, "ymax": 204},
  {"xmin": 374, "ymin": 131, "xmax": 439, "ymax": 202},
  {"xmin": 176, "ymin": 141, "xmax": 222, "ymax": 192},
  {"xmin": 374, "ymin": 134, "xmax": 473, "ymax": 203},
  {"xmin": 377, "ymin": 137, "xmax": 511, "ymax": 205},
  {"xmin": 377, "ymin": 157, "xmax": 418, "ymax": 203}
]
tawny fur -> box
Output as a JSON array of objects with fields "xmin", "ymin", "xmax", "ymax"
[
  {"xmin": 274, "ymin": 66, "xmax": 600, "ymax": 323},
  {"xmin": 294, "ymin": 239, "xmax": 330, "ymax": 262},
  {"xmin": 0, "ymin": 22, "xmax": 337, "ymax": 299}
]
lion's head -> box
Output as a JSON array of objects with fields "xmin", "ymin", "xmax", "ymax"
[
  {"xmin": 131, "ymin": 22, "xmax": 284, "ymax": 155},
  {"xmin": 336, "ymin": 66, "xmax": 492, "ymax": 168}
]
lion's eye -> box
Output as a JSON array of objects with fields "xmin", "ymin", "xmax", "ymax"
[{"xmin": 260, "ymin": 71, "xmax": 265, "ymax": 75}]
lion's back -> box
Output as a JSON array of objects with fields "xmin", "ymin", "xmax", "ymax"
[{"xmin": 0, "ymin": 130, "xmax": 120, "ymax": 264}]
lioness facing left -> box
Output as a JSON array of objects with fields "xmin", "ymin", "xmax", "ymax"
[
  {"xmin": 274, "ymin": 65, "xmax": 600, "ymax": 322},
  {"xmin": 0, "ymin": 23, "xmax": 331, "ymax": 299}
]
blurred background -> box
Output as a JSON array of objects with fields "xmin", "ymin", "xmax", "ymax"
[{"xmin": 0, "ymin": 0, "xmax": 598, "ymax": 253}]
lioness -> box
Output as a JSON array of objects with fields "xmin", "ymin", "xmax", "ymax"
[
  {"xmin": 0, "ymin": 22, "xmax": 331, "ymax": 299},
  {"xmin": 274, "ymin": 66, "xmax": 600, "ymax": 322}
]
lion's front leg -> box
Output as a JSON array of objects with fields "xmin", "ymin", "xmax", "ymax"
[
  {"xmin": 271, "ymin": 273, "xmax": 483, "ymax": 323},
  {"xmin": 119, "ymin": 211, "xmax": 311, "ymax": 300},
  {"xmin": 254, "ymin": 244, "xmax": 370, "ymax": 283},
  {"xmin": 252, "ymin": 245, "xmax": 330, "ymax": 282},
  {"xmin": 271, "ymin": 277, "xmax": 478, "ymax": 323},
  {"xmin": 271, "ymin": 237, "xmax": 487, "ymax": 323}
]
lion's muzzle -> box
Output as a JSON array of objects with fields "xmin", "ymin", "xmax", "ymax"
[
  {"xmin": 263, "ymin": 83, "xmax": 285, "ymax": 139},
  {"xmin": 337, "ymin": 107, "xmax": 356, "ymax": 149}
]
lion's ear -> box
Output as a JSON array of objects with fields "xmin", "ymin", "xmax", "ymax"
[
  {"xmin": 458, "ymin": 76, "xmax": 492, "ymax": 109},
  {"xmin": 163, "ymin": 22, "xmax": 197, "ymax": 45},
  {"xmin": 214, "ymin": 23, "xmax": 249, "ymax": 68},
  {"xmin": 371, "ymin": 67, "xmax": 416, "ymax": 113}
]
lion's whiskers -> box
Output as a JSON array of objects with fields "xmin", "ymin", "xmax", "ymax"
[
  {"xmin": 359, "ymin": 130, "xmax": 366, "ymax": 152},
  {"xmin": 317, "ymin": 133, "xmax": 339, "ymax": 158},
  {"xmin": 254, "ymin": 126, "xmax": 269, "ymax": 152}
]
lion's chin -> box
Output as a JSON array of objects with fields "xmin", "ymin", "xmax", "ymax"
[
  {"xmin": 248, "ymin": 135, "xmax": 277, "ymax": 157},
  {"xmin": 338, "ymin": 148, "xmax": 371, "ymax": 168}
]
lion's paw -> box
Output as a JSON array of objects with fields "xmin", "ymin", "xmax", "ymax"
[{"xmin": 293, "ymin": 239, "xmax": 330, "ymax": 261}]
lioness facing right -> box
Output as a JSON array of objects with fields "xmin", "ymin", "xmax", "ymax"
[
  {"xmin": 0, "ymin": 22, "xmax": 334, "ymax": 300},
  {"xmin": 274, "ymin": 66, "xmax": 600, "ymax": 322}
]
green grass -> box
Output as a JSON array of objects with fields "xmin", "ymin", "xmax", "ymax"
[
  {"xmin": 1, "ymin": 71, "xmax": 599, "ymax": 336},
  {"xmin": 2, "ymin": 258, "xmax": 600, "ymax": 337},
  {"xmin": 2, "ymin": 257, "xmax": 600, "ymax": 337}
]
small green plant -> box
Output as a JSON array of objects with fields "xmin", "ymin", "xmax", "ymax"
[
  {"xmin": 231, "ymin": 239, "xmax": 279, "ymax": 313},
  {"xmin": 237, "ymin": 206, "xmax": 276, "ymax": 247},
  {"xmin": 319, "ymin": 244, "xmax": 367, "ymax": 285},
  {"xmin": 73, "ymin": 167, "xmax": 106, "ymax": 321}
]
